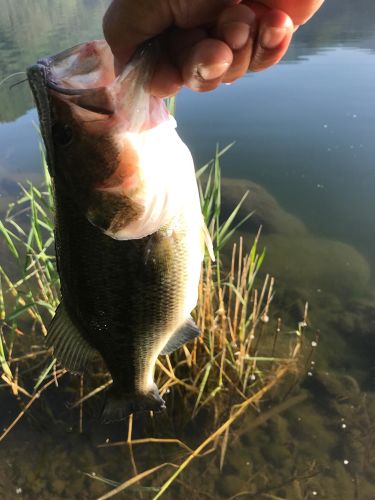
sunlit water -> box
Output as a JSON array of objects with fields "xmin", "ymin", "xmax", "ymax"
[{"xmin": 1, "ymin": 0, "xmax": 375, "ymax": 498}]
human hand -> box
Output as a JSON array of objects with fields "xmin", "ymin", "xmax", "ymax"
[{"xmin": 103, "ymin": 0, "xmax": 324, "ymax": 96}]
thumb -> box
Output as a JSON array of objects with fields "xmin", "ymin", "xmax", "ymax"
[
  {"xmin": 103, "ymin": 0, "xmax": 173, "ymax": 65},
  {"xmin": 103, "ymin": 0, "xmax": 241, "ymax": 66}
]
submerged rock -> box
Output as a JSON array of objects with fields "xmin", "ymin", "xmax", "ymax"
[
  {"xmin": 221, "ymin": 177, "xmax": 307, "ymax": 236},
  {"xmin": 220, "ymin": 177, "xmax": 370, "ymax": 299},
  {"xmin": 335, "ymin": 296, "xmax": 375, "ymax": 377},
  {"xmin": 339, "ymin": 297, "xmax": 375, "ymax": 338},
  {"xmin": 260, "ymin": 235, "xmax": 370, "ymax": 298}
]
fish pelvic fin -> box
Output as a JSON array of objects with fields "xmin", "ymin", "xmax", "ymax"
[
  {"xmin": 101, "ymin": 383, "xmax": 166, "ymax": 423},
  {"xmin": 160, "ymin": 317, "xmax": 200, "ymax": 355},
  {"xmin": 46, "ymin": 301, "xmax": 101, "ymax": 374}
]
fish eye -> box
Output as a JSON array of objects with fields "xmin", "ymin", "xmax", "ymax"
[{"xmin": 52, "ymin": 123, "xmax": 73, "ymax": 147}]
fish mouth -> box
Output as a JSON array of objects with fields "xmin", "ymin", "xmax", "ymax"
[
  {"xmin": 26, "ymin": 48, "xmax": 115, "ymax": 178},
  {"xmin": 35, "ymin": 41, "xmax": 118, "ymax": 117},
  {"xmin": 29, "ymin": 40, "xmax": 165, "ymax": 132},
  {"xmin": 42, "ymin": 40, "xmax": 158, "ymax": 107},
  {"xmin": 38, "ymin": 41, "xmax": 115, "ymax": 95}
]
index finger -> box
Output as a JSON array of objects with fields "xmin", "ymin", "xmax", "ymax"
[{"xmin": 103, "ymin": 0, "xmax": 173, "ymax": 65}]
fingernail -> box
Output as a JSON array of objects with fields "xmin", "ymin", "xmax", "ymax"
[
  {"xmin": 222, "ymin": 21, "xmax": 251, "ymax": 50},
  {"xmin": 196, "ymin": 61, "xmax": 230, "ymax": 81},
  {"xmin": 260, "ymin": 27, "xmax": 288, "ymax": 50}
]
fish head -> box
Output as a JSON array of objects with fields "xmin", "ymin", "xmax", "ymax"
[{"xmin": 27, "ymin": 40, "xmax": 185, "ymax": 239}]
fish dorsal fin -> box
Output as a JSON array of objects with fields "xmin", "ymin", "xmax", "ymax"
[
  {"xmin": 160, "ymin": 317, "xmax": 200, "ymax": 355},
  {"xmin": 201, "ymin": 222, "xmax": 215, "ymax": 262},
  {"xmin": 46, "ymin": 301, "xmax": 100, "ymax": 374}
]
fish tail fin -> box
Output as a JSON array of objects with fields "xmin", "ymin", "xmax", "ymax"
[{"xmin": 101, "ymin": 384, "xmax": 166, "ymax": 423}]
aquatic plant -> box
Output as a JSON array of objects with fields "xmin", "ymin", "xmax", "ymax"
[{"xmin": 0, "ymin": 145, "xmax": 312, "ymax": 498}]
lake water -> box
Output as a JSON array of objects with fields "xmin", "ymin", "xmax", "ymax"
[{"xmin": 1, "ymin": 0, "xmax": 375, "ymax": 498}]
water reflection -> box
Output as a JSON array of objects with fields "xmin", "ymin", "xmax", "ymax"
[
  {"xmin": 0, "ymin": 110, "xmax": 39, "ymax": 172},
  {"xmin": 0, "ymin": 0, "xmax": 109, "ymax": 123},
  {"xmin": 293, "ymin": 0, "xmax": 375, "ymax": 53}
]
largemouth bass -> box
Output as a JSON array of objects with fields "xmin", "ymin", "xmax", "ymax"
[{"xmin": 27, "ymin": 40, "xmax": 212, "ymax": 422}]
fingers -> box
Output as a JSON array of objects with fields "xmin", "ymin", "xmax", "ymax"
[
  {"xmin": 249, "ymin": 7, "xmax": 293, "ymax": 72},
  {"xmin": 177, "ymin": 38, "xmax": 234, "ymax": 92},
  {"xmin": 104, "ymin": 0, "xmax": 322, "ymax": 96},
  {"xmin": 167, "ymin": 3, "xmax": 293, "ymax": 93},
  {"xmin": 162, "ymin": 28, "xmax": 233, "ymax": 94},
  {"xmin": 149, "ymin": 60, "xmax": 183, "ymax": 98},
  {"xmin": 103, "ymin": 0, "xmax": 245, "ymax": 65},
  {"xmin": 217, "ymin": 4, "xmax": 255, "ymax": 50},
  {"xmin": 217, "ymin": 4, "xmax": 255, "ymax": 83},
  {"xmin": 104, "ymin": 0, "xmax": 297, "ymax": 96},
  {"xmin": 163, "ymin": 4, "xmax": 254, "ymax": 93}
]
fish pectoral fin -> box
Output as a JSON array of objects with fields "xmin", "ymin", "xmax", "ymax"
[
  {"xmin": 101, "ymin": 384, "xmax": 166, "ymax": 423},
  {"xmin": 160, "ymin": 317, "xmax": 200, "ymax": 355},
  {"xmin": 46, "ymin": 301, "xmax": 101, "ymax": 374}
]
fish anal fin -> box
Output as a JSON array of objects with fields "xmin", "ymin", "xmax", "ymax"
[
  {"xmin": 46, "ymin": 301, "xmax": 100, "ymax": 374},
  {"xmin": 160, "ymin": 317, "xmax": 200, "ymax": 355}
]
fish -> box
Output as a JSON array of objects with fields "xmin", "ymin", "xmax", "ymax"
[{"xmin": 27, "ymin": 40, "xmax": 213, "ymax": 422}]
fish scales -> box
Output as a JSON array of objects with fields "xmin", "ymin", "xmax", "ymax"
[{"xmin": 55, "ymin": 187, "xmax": 188, "ymax": 392}]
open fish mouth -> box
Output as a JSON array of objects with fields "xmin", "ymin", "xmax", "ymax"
[
  {"xmin": 28, "ymin": 39, "xmax": 166, "ymax": 131},
  {"xmin": 38, "ymin": 40, "xmax": 116, "ymax": 93},
  {"xmin": 32, "ymin": 40, "xmax": 164, "ymax": 122}
]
